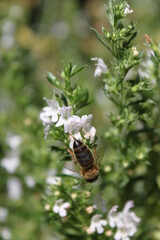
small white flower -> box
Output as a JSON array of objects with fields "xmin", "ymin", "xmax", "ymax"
[
  {"xmin": 132, "ymin": 47, "xmax": 139, "ymax": 56},
  {"xmin": 40, "ymin": 111, "xmax": 52, "ymax": 124},
  {"xmin": 91, "ymin": 57, "xmax": 108, "ymax": 77},
  {"xmin": 0, "ymin": 207, "xmax": 8, "ymax": 222},
  {"xmin": 124, "ymin": 4, "xmax": 133, "ymax": 15},
  {"xmin": 0, "ymin": 227, "xmax": 12, "ymax": 240},
  {"xmin": 7, "ymin": 177, "xmax": 23, "ymax": 201},
  {"xmin": 81, "ymin": 114, "xmax": 93, "ymax": 131},
  {"xmin": 25, "ymin": 176, "xmax": 36, "ymax": 188},
  {"xmin": 1, "ymin": 20, "xmax": 16, "ymax": 34},
  {"xmin": 53, "ymin": 199, "xmax": 70, "ymax": 217},
  {"xmin": 6, "ymin": 134, "xmax": 22, "ymax": 150},
  {"xmin": 114, "ymin": 227, "xmax": 131, "ymax": 240},
  {"xmin": 108, "ymin": 205, "xmax": 119, "ymax": 228},
  {"xmin": 83, "ymin": 126, "xmax": 96, "ymax": 143},
  {"xmin": 56, "ymin": 106, "xmax": 72, "ymax": 127},
  {"xmin": 88, "ymin": 214, "xmax": 107, "ymax": 234},
  {"xmin": 108, "ymin": 201, "xmax": 141, "ymax": 240},
  {"xmin": 1, "ymin": 34, "xmax": 15, "ymax": 49},
  {"xmin": 64, "ymin": 115, "xmax": 81, "ymax": 133},
  {"xmin": 81, "ymin": 114, "xmax": 96, "ymax": 143},
  {"xmin": 1, "ymin": 153, "xmax": 20, "ymax": 173},
  {"xmin": 40, "ymin": 97, "xmax": 60, "ymax": 124},
  {"xmin": 46, "ymin": 176, "xmax": 61, "ymax": 185}
]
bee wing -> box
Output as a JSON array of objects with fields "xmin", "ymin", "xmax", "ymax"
[
  {"xmin": 94, "ymin": 138, "xmax": 106, "ymax": 164},
  {"xmin": 62, "ymin": 161, "xmax": 82, "ymax": 178}
]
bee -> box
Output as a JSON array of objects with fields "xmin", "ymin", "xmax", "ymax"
[{"xmin": 67, "ymin": 134, "xmax": 100, "ymax": 182}]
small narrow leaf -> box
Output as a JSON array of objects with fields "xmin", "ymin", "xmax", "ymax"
[
  {"xmin": 91, "ymin": 28, "xmax": 112, "ymax": 53},
  {"xmin": 46, "ymin": 72, "xmax": 63, "ymax": 89}
]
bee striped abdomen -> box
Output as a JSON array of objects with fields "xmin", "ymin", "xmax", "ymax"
[{"xmin": 73, "ymin": 140, "xmax": 94, "ymax": 169}]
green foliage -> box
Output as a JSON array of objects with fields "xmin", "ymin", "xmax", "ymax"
[{"xmin": 0, "ymin": 1, "xmax": 160, "ymax": 240}]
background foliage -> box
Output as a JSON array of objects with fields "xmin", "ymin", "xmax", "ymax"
[{"xmin": 0, "ymin": 0, "xmax": 160, "ymax": 240}]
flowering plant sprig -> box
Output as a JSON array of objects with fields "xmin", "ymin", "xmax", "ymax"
[
  {"xmin": 91, "ymin": 0, "xmax": 159, "ymax": 171},
  {"xmin": 40, "ymin": 63, "xmax": 97, "ymax": 162}
]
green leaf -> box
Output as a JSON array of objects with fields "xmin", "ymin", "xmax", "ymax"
[
  {"xmin": 71, "ymin": 64, "xmax": 87, "ymax": 77},
  {"xmin": 91, "ymin": 27, "xmax": 112, "ymax": 53},
  {"xmin": 46, "ymin": 72, "xmax": 63, "ymax": 89}
]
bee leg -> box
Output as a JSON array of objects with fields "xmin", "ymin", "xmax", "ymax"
[
  {"xmin": 67, "ymin": 148, "xmax": 74, "ymax": 156},
  {"xmin": 67, "ymin": 149, "xmax": 77, "ymax": 165}
]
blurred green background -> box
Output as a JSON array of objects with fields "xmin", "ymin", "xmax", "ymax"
[{"xmin": 0, "ymin": 0, "xmax": 160, "ymax": 239}]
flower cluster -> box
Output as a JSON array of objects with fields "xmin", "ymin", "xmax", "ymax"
[
  {"xmin": 108, "ymin": 201, "xmax": 141, "ymax": 240},
  {"xmin": 40, "ymin": 97, "xmax": 96, "ymax": 148}
]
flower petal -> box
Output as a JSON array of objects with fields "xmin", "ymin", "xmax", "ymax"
[{"xmin": 59, "ymin": 208, "xmax": 67, "ymax": 217}]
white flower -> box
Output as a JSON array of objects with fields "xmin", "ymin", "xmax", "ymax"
[
  {"xmin": 64, "ymin": 115, "xmax": 81, "ymax": 133},
  {"xmin": 0, "ymin": 227, "xmax": 11, "ymax": 240},
  {"xmin": 108, "ymin": 201, "xmax": 141, "ymax": 240},
  {"xmin": 83, "ymin": 126, "xmax": 96, "ymax": 143},
  {"xmin": 132, "ymin": 47, "xmax": 139, "ymax": 56},
  {"xmin": 64, "ymin": 115, "xmax": 82, "ymax": 148},
  {"xmin": 108, "ymin": 205, "xmax": 119, "ymax": 228},
  {"xmin": 88, "ymin": 214, "xmax": 107, "ymax": 234},
  {"xmin": 40, "ymin": 97, "xmax": 60, "ymax": 124},
  {"xmin": 91, "ymin": 57, "xmax": 108, "ymax": 77},
  {"xmin": 39, "ymin": 111, "xmax": 51, "ymax": 124},
  {"xmin": 1, "ymin": 153, "xmax": 20, "ymax": 173},
  {"xmin": 46, "ymin": 176, "xmax": 61, "ymax": 185},
  {"xmin": 7, "ymin": 177, "xmax": 23, "ymax": 201},
  {"xmin": 1, "ymin": 20, "xmax": 16, "ymax": 34},
  {"xmin": 81, "ymin": 115, "xmax": 96, "ymax": 143},
  {"xmin": 6, "ymin": 134, "xmax": 22, "ymax": 150},
  {"xmin": 0, "ymin": 207, "xmax": 8, "ymax": 222},
  {"xmin": 81, "ymin": 114, "xmax": 93, "ymax": 131},
  {"xmin": 1, "ymin": 34, "xmax": 15, "ymax": 49},
  {"xmin": 114, "ymin": 227, "xmax": 133, "ymax": 240},
  {"xmin": 56, "ymin": 106, "xmax": 72, "ymax": 127},
  {"xmin": 53, "ymin": 199, "xmax": 70, "ymax": 217},
  {"xmin": 124, "ymin": 4, "xmax": 133, "ymax": 15},
  {"xmin": 25, "ymin": 176, "xmax": 36, "ymax": 188}
]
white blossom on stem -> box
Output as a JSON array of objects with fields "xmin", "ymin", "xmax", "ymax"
[
  {"xmin": 0, "ymin": 227, "xmax": 11, "ymax": 240},
  {"xmin": 53, "ymin": 199, "xmax": 70, "ymax": 217},
  {"xmin": 91, "ymin": 57, "xmax": 108, "ymax": 77},
  {"xmin": 88, "ymin": 214, "xmax": 107, "ymax": 234},
  {"xmin": 7, "ymin": 177, "xmax": 23, "ymax": 201},
  {"xmin": 40, "ymin": 97, "xmax": 60, "ymax": 124},
  {"xmin": 124, "ymin": 4, "xmax": 133, "ymax": 15},
  {"xmin": 108, "ymin": 201, "xmax": 141, "ymax": 240},
  {"xmin": 1, "ymin": 153, "xmax": 20, "ymax": 173},
  {"xmin": 6, "ymin": 134, "xmax": 22, "ymax": 150},
  {"xmin": 81, "ymin": 114, "xmax": 96, "ymax": 143},
  {"xmin": 56, "ymin": 106, "xmax": 72, "ymax": 127},
  {"xmin": 0, "ymin": 207, "xmax": 8, "ymax": 222},
  {"xmin": 46, "ymin": 176, "xmax": 61, "ymax": 186},
  {"xmin": 64, "ymin": 115, "xmax": 82, "ymax": 149},
  {"xmin": 25, "ymin": 176, "xmax": 36, "ymax": 188}
]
